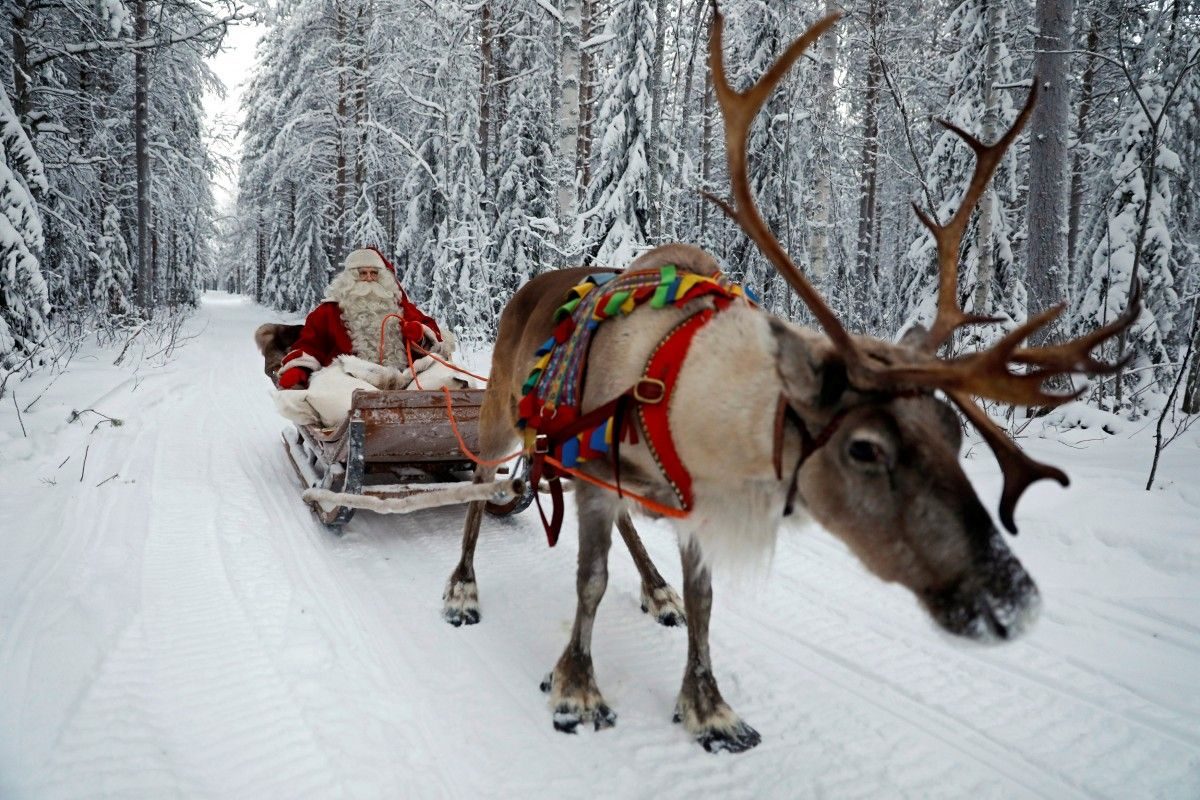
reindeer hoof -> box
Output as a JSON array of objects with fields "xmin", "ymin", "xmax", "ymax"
[
  {"xmin": 548, "ymin": 668, "xmax": 617, "ymax": 733},
  {"xmin": 640, "ymin": 584, "xmax": 686, "ymax": 628},
  {"xmin": 553, "ymin": 702, "xmax": 617, "ymax": 734},
  {"xmin": 697, "ymin": 721, "xmax": 761, "ymax": 754},
  {"xmin": 442, "ymin": 579, "xmax": 480, "ymax": 626},
  {"xmin": 675, "ymin": 698, "xmax": 761, "ymax": 753},
  {"xmin": 443, "ymin": 607, "xmax": 480, "ymax": 627}
]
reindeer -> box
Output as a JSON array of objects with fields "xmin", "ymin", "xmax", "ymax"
[{"xmin": 442, "ymin": 9, "xmax": 1138, "ymax": 753}]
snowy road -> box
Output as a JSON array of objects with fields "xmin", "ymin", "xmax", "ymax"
[{"xmin": 2, "ymin": 293, "xmax": 1199, "ymax": 798}]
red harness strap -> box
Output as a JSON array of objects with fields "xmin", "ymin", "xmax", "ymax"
[
  {"xmin": 634, "ymin": 308, "xmax": 715, "ymax": 511},
  {"xmin": 530, "ymin": 308, "xmax": 717, "ymax": 546}
]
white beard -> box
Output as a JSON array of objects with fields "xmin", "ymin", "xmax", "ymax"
[{"xmin": 324, "ymin": 271, "xmax": 411, "ymax": 368}]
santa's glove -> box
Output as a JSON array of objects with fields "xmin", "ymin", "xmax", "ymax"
[
  {"xmin": 402, "ymin": 320, "xmax": 428, "ymax": 347},
  {"xmin": 278, "ymin": 367, "xmax": 311, "ymax": 390}
]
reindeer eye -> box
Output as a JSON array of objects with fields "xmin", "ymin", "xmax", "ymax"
[{"xmin": 848, "ymin": 439, "xmax": 884, "ymax": 465}]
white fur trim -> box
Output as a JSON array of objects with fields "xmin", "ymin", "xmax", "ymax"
[
  {"xmin": 273, "ymin": 390, "xmax": 321, "ymax": 426},
  {"xmin": 282, "ymin": 351, "xmax": 321, "ymax": 373},
  {"xmin": 303, "ymin": 360, "xmax": 377, "ymax": 426},
  {"xmin": 344, "ymin": 248, "xmax": 387, "ymax": 271},
  {"xmin": 337, "ymin": 354, "xmax": 402, "ymax": 388}
]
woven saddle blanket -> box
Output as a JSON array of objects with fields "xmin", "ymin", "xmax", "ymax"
[{"xmin": 516, "ymin": 264, "xmax": 750, "ymax": 468}]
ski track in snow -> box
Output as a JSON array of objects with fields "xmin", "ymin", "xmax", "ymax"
[{"xmin": 1, "ymin": 293, "xmax": 1198, "ymax": 799}]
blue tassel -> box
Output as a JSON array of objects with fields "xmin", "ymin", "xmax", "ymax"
[
  {"xmin": 561, "ymin": 437, "xmax": 581, "ymax": 468},
  {"xmin": 589, "ymin": 423, "xmax": 610, "ymax": 454}
]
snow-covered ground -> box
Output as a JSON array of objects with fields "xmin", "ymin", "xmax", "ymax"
[{"xmin": 2, "ymin": 292, "xmax": 1198, "ymax": 799}]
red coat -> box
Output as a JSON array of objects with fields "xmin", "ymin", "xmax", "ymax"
[{"xmin": 281, "ymin": 297, "xmax": 442, "ymax": 374}]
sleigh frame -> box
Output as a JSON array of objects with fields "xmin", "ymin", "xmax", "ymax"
[{"xmin": 282, "ymin": 387, "xmax": 531, "ymax": 529}]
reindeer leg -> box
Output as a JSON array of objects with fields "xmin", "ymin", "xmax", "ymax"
[
  {"xmin": 540, "ymin": 483, "xmax": 618, "ymax": 733},
  {"xmin": 443, "ymin": 388, "xmax": 514, "ymax": 627},
  {"xmin": 442, "ymin": 467, "xmax": 495, "ymax": 626},
  {"xmin": 674, "ymin": 538, "xmax": 761, "ymax": 753},
  {"xmin": 615, "ymin": 511, "xmax": 685, "ymax": 627}
]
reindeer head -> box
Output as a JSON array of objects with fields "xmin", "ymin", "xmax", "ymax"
[{"xmin": 707, "ymin": 9, "xmax": 1138, "ymax": 641}]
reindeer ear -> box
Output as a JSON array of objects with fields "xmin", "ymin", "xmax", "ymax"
[{"xmin": 770, "ymin": 318, "xmax": 848, "ymax": 409}]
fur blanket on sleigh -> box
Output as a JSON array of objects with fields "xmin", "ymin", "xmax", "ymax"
[{"xmin": 255, "ymin": 322, "xmax": 475, "ymax": 428}]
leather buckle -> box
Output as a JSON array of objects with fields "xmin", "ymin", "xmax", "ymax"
[
  {"xmin": 634, "ymin": 377, "xmax": 666, "ymax": 404},
  {"xmin": 534, "ymin": 434, "xmax": 550, "ymax": 454}
]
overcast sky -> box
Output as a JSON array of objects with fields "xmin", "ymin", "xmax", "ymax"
[{"xmin": 203, "ymin": 16, "xmax": 265, "ymax": 213}]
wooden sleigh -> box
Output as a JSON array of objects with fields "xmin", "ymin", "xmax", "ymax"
[{"xmin": 282, "ymin": 387, "xmax": 532, "ymax": 529}]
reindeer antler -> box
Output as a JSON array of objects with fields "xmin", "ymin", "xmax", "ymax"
[
  {"xmin": 704, "ymin": 8, "xmax": 856, "ymax": 361},
  {"xmin": 706, "ymin": 8, "xmax": 1141, "ymax": 533},
  {"xmin": 914, "ymin": 89, "xmax": 1038, "ymax": 352}
]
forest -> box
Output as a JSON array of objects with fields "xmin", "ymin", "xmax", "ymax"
[{"xmin": 2, "ymin": 0, "xmax": 1199, "ymax": 420}]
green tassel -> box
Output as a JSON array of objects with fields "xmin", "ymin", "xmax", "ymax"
[
  {"xmin": 603, "ymin": 290, "xmax": 631, "ymax": 317},
  {"xmin": 650, "ymin": 264, "xmax": 678, "ymax": 309},
  {"xmin": 554, "ymin": 296, "xmax": 583, "ymax": 322}
]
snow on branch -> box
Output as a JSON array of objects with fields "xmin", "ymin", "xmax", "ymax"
[{"xmin": 28, "ymin": 7, "xmax": 256, "ymax": 69}]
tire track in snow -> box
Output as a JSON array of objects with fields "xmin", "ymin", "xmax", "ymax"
[
  {"xmin": 27, "ymin": 307, "xmax": 346, "ymax": 799},
  {"xmin": 720, "ymin": 532, "xmax": 1197, "ymax": 798},
  {"xmin": 805, "ymin": 526, "xmax": 1200, "ymax": 756},
  {"xmin": 208, "ymin": 305, "xmax": 464, "ymax": 796},
  {"xmin": 223, "ymin": 333, "xmax": 495, "ymax": 797},
  {"xmin": 0, "ymin": 373, "xmax": 170, "ymax": 787}
]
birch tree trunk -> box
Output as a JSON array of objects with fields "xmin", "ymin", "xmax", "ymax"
[
  {"xmin": 646, "ymin": 0, "xmax": 667, "ymax": 239},
  {"xmin": 134, "ymin": 0, "xmax": 153, "ymax": 309},
  {"xmin": 576, "ymin": 0, "xmax": 596, "ymax": 200},
  {"xmin": 1025, "ymin": 0, "xmax": 1074, "ymax": 346},
  {"xmin": 558, "ymin": 0, "xmax": 581, "ymax": 232},
  {"xmin": 809, "ymin": 0, "xmax": 839, "ymax": 283},
  {"xmin": 971, "ymin": 0, "xmax": 1001, "ymax": 316}
]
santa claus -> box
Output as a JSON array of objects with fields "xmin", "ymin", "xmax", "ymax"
[
  {"xmin": 277, "ymin": 247, "xmax": 442, "ymax": 388},
  {"xmin": 272, "ymin": 248, "xmax": 458, "ymax": 427}
]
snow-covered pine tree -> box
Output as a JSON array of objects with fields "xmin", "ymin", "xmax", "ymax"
[
  {"xmin": 389, "ymin": 2, "xmax": 447, "ymax": 308},
  {"xmin": 264, "ymin": 209, "xmax": 293, "ymax": 310},
  {"xmin": 393, "ymin": 129, "xmax": 443, "ymax": 306},
  {"xmin": 289, "ymin": 191, "xmax": 330, "ymax": 313},
  {"xmin": 429, "ymin": 3, "xmax": 490, "ymax": 339},
  {"xmin": 92, "ymin": 203, "xmax": 134, "ymax": 316},
  {"xmin": 147, "ymin": 15, "xmax": 221, "ymax": 307},
  {"xmin": 490, "ymin": 1, "xmax": 558, "ymax": 295},
  {"xmin": 719, "ymin": 2, "xmax": 808, "ymax": 318},
  {"xmin": 0, "ymin": 88, "xmax": 51, "ymax": 368},
  {"xmin": 348, "ymin": 187, "xmax": 388, "ymax": 253},
  {"xmin": 1075, "ymin": 87, "xmax": 1180, "ymax": 410},
  {"xmin": 576, "ymin": 0, "xmax": 657, "ymax": 266},
  {"xmin": 897, "ymin": 0, "xmax": 1024, "ymax": 350}
]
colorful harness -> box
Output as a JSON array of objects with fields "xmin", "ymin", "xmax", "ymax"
[{"xmin": 517, "ymin": 265, "xmax": 752, "ymax": 545}]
